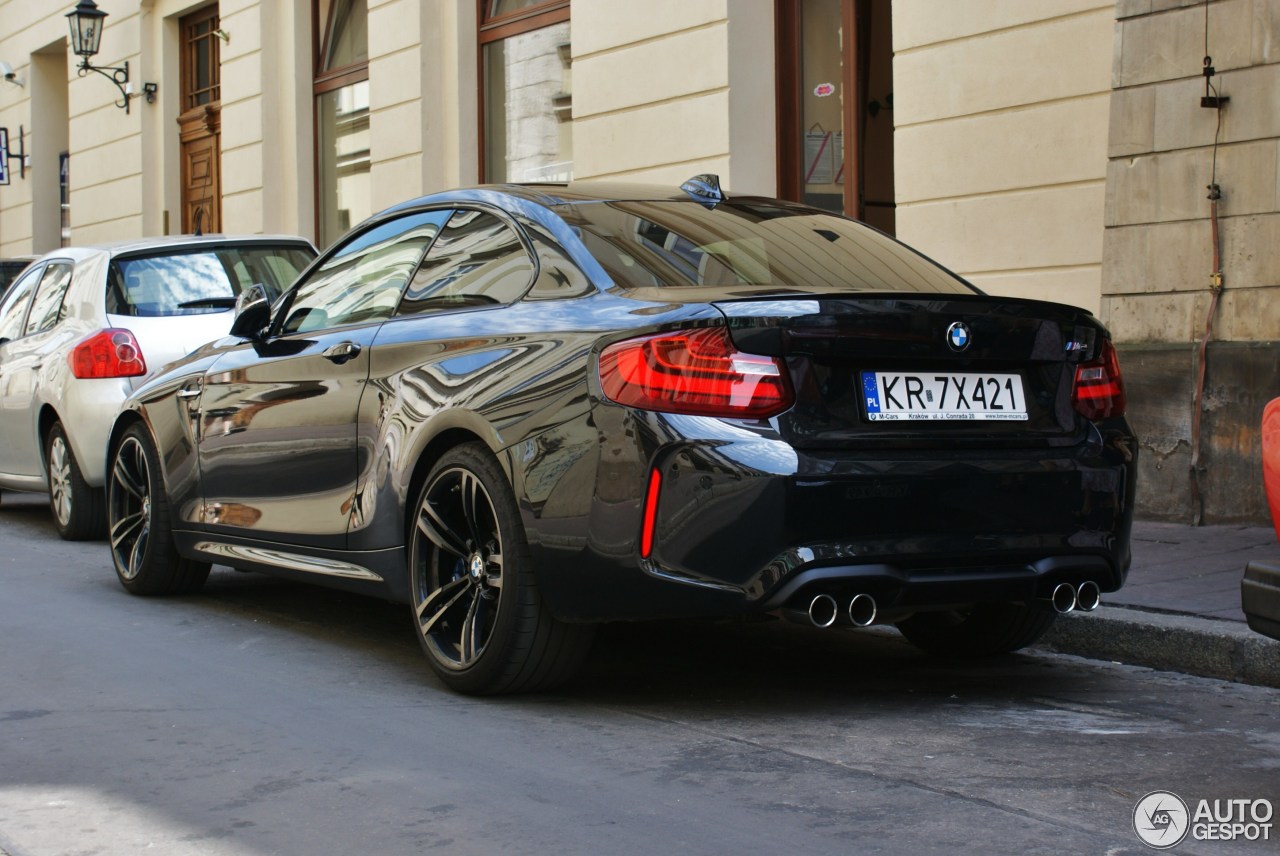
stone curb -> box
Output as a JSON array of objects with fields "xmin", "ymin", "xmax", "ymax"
[{"xmin": 1037, "ymin": 605, "xmax": 1280, "ymax": 689}]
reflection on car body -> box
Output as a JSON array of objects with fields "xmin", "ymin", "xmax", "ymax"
[{"xmin": 104, "ymin": 177, "xmax": 1138, "ymax": 695}]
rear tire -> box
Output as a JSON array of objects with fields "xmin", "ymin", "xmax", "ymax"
[
  {"xmin": 46, "ymin": 421, "xmax": 106, "ymax": 541},
  {"xmin": 107, "ymin": 424, "xmax": 210, "ymax": 595},
  {"xmin": 896, "ymin": 601, "xmax": 1058, "ymax": 657},
  {"xmin": 408, "ymin": 443, "xmax": 594, "ymax": 695}
]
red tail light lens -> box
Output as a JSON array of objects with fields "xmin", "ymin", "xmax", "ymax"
[
  {"xmin": 69, "ymin": 329, "xmax": 147, "ymax": 379},
  {"xmin": 599, "ymin": 327, "xmax": 794, "ymax": 418},
  {"xmin": 640, "ymin": 467, "xmax": 662, "ymax": 559},
  {"xmin": 1072, "ymin": 338, "xmax": 1126, "ymax": 420}
]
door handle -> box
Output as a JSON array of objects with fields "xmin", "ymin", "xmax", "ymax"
[
  {"xmin": 176, "ymin": 388, "xmax": 201, "ymax": 399},
  {"xmin": 323, "ymin": 342, "xmax": 362, "ymax": 364}
]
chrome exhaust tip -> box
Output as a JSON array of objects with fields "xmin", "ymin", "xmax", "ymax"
[
  {"xmin": 1075, "ymin": 580, "xmax": 1102, "ymax": 612},
  {"xmin": 1050, "ymin": 582, "xmax": 1077, "ymax": 614},
  {"xmin": 848, "ymin": 593, "xmax": 878, "ymax": 627},
  {"xmin": 808, "ymin": 594, "xmax": 838, "ymax": 628}
]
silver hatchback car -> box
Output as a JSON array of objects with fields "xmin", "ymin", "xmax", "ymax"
[{"xmin": 0, "ymin": 235, "xmax": 316, "ymax": 539}]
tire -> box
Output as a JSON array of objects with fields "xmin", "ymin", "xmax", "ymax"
[
  {"xmin": 895, "ymin": 601, "xmax": 1058, "ymax": 657},
  {"xmin": 107, "ymin": 423, "xmax": 210, "ymax": 595},
  {"xmin": 46, "ymin": 421, "xmax": 106, "ymax": 541},
  {"xmin": 408, "ymin": 443, "xmax": 594, "ymax": 695}
]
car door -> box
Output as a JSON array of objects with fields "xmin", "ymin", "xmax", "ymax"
[
  {"xmin": 195, "ymin": 210, "xmax": 450, "ymax": 548},
  {"xmin": 0, "ymin": 262, "xmax": 71, "ymax": 482}
]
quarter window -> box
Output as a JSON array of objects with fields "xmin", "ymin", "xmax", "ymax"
[
  {"xmin": 397, "ymin": 209, "xmax": 534, "ymax": 315},
  {"xmin": 23, "ymin": 263, "xmax": 74, "ymax": 336},
  {"xmin": 0, "ymin": 266, "xmax": 41, "ymax": 343},
  {"xmin": 282, "ymin": 210, "xmax": 451, "ymax": 335}
]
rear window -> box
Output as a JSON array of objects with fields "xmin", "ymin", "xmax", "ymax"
[
  {"xmin": 107, "ymin": 244, "xmax": 314, "ymax": 317},
  {"xmin": 557, "ymin": 200, "xmax": 975, "ymax": 295}
]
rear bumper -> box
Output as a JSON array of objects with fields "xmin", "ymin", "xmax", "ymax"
[
  {"xmin": 1242, "ymin": 560, "xmax": 1280, "ymax": 642},
  {"xmin": 525, "ymin": 409, "xmax": 1136, "ymax": 622}
]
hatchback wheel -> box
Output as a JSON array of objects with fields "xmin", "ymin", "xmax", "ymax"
[
  {"xmin": 409, "ymin": 443, "xmax": 593, "ymax": 695},
  {"xmin": 896, "ymin": 601, "xmax": 1058, "ymax": 657},
  {"xmin": 46, "ymin": 421, "xmax": 106, "ymax": 541},
  {"xmin": 108, "ymin": 424, "xmax": 210, "ymax": 595}
]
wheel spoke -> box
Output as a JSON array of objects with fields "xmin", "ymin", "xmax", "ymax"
[
  {"xmin": 459, "ymin": 589, "xmax": 485, "ymax": 664},
  {"xmin": 416, "ymin": 575, "xmax": 472, "ymax": 635},
  {"xmin": 417, "ymin": 499, "xmax": 468, "ymax": 558},
  {"xmin": 110, "ymin": 511, "xmax": 146, "ymax": 549},
  {"xmin": 460, "ymin": 471, "xmax": 484, "ymax": 549},
  {"xmin": 484, "ymin": 547, "xmax": 503, "ymax": 589},
  {"xmin": 112, "ymin": 452, "xmax": 145, "ymax": 501},
  {"xmin": 128, "ymin": 526, "xmax": 150, "ymax": 578}
]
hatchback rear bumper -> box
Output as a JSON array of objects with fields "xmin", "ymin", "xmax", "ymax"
[{"xmin": 1242, "ymin": 560, "xmax": 1280, "ymax": 642}]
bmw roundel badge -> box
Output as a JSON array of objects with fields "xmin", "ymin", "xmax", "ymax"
[{"xmin": 946, "ymin": 321, "xmax": 971, "ymax": 352}]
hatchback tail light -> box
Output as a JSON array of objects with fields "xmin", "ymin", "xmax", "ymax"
[
  {"xmin": 1072, "ymin": 338, "xmax": 1126, "ymax": 420},
  {"xmin": 599, "ymin": 327, "xmax": 794, "ymax": 418},
  {"xmin": 69, "ymin": 329, "xmax": 147, "ymax": 379}
]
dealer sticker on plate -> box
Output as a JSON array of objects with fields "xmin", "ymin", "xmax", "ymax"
[{"xmin": 861, "ymin": 371, "xmax": 1028, "ymax": 421}]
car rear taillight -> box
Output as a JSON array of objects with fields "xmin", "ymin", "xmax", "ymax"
[
  {"xmin": 1072, "ymin": 338, "xmax": 1126, "ymax": 420},
  {"xmin": 69, "ymin": 329, "xmax": 147, "ymax": 379},
  {"xmin": 599, "ymin": 327, "xmax": 794, "ymax": 418}
]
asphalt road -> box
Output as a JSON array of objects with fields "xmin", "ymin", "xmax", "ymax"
[{"xmin": 1, "ymin": 491, "xmax": 1277, "ymax": 856}]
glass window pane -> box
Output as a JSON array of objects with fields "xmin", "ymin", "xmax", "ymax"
[
  {"xmin": 560, "ymin": 200, "xmax": 971, "ymax": 294},
  {"xmin": 0, "ymin": 268, "xmax": 39, "ymax": 342},
  {"xmin": 283, "ymin": 211, "xmax": 450, "ymax": 334},
  {"xmin": 107, "ymin": 247, "xmax": 313, "ymax": 318},
  {"xmin": 317, "ymin": 80, "xmax": 371, "ymax": 247},
  {"xmin": 483, "ymin": 20, "xmax": 572, "ymax": 183},
  {"xmin": 800, "ymin": 0, "xmax": 845, "ymax": 214},
  {"xmin": 399, "ymin": 210, "xmax": 534, "ymax": 314},
  {"xmin": 485, "ymin": 0, "xmax": 556, "ymax": 20},
  {"xmin": 24, "ymin": 264, "xmax": 73, "ymax": 335},
  {"xmin": 323, "ymin": 0, "xmax": 369, "ymax": 70}
]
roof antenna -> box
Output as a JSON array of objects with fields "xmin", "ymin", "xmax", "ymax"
[{"xmin": 680, "ymin": 174, "xmax": 725, "ymax": 209}]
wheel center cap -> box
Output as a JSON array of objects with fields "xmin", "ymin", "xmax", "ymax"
[{"xmin": 468, "ymin": 553, "xmax": 485, "ymax": 580}]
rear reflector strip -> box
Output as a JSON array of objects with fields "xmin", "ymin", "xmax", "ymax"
[{"xmin": 640, "ymin": 467, "xmax": 662, "ymax": 559}]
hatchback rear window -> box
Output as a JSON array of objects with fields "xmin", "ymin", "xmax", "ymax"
[
  {"xmin": 557, "ymin": 200, "xmax": 975, "ymax": 295},
  {"xmin": 107, "ymin": 245, "xmax": 314, "ymax": 317}
]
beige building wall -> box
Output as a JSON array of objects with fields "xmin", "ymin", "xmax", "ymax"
[
  {"xmin": 892, "ymin": 0, "xmax": 1115, "ymax": 314},
  {"xmin": 572, "ymin": 0, "xmax": 776, "ymax": 194}
]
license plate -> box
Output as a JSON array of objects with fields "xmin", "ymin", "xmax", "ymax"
[{"xmin": 861, "ymin": 371, "xmax": 1028, "ymax": 421}]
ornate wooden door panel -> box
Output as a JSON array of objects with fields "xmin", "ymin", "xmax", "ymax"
[{"xmin": 180, "ymin": 107, "xmax": 220, "ymax": 234}]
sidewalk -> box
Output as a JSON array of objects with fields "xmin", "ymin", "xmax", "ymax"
[{"xmin": 1039, "ymin": 520, "xmax": 1280, "ymax": 688}]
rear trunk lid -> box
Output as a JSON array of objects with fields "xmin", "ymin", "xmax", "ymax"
[{"xmin": 714, "ymin": 292, "xmax": 1102, "ymax": 450}]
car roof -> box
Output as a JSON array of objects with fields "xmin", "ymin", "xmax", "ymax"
[
  {"xmin": 377, "ymin": 179, "xmax": 746, "ymax": 219},
  {"xmin": 25, "ymin": 235, "xmax": 315, "ymax": 265}
]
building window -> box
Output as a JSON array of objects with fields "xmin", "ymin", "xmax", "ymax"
[
  {"xmin": 181, "ymin": 6, "xmax": 221, "ymax": 111},
  {"xmin": 479, "ymin": 0, "xmax": 571, "ymax": 183},
  {"xmin": 315, "ymin": 0, "xmax": 370, "ymax": 247},
  {"xmin": 59, "ymin": 152, "xmax": 70, "ymax": 248},
  {"xmin": 776, "ymin": 0, "xmax": 895, "ymax": 233}
]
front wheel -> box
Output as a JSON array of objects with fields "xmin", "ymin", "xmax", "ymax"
[
  {"xmin": 895, "ymin": 601, "xmax": 1058, "ymax": 657},
  {"xmin": 107, "ymin": 423, "xmax": 210, "ymax": 595},
  {"xmin": 46, "ymin": 421, "xmax": 106, "ymax": 540},
  {"xmin": 408, "ymin": 443, "xmax": 593, "ymax": 695}
]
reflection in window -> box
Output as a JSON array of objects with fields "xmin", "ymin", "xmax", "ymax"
[
  {"xmin": 315, "ymin": 0, "xmax": 370, "ymax": 247},
  {"xmin": 108, "ymin": 247, "xmax": 314, "ymax": 318},
  {"xmin": 24, "ymin": 264, "xmax": 73, "ymax": 335},
  {"xmin": 284, "ymin": 211, "xmax": 450, "ymax": 334},
  {"xmin": 483, "ymin": 20, "xmax": 572, "ymax": 182},
  {"xmin": 399, "ymin": 210, "xmax": 534, "ymax": 314}
]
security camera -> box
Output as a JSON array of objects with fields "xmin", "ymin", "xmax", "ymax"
[{"xmin": 0, "ymin": 61, "xmax": 15, "ymax": 81}]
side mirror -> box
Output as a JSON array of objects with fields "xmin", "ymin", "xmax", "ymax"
[{"xmin": 229, "ymin": 284, "xmax": 272, "ymax": 340}]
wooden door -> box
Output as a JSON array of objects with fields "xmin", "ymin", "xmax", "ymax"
[{"xmin": 179, "ymin": 6, "xmax": 221, "ymax": 234}]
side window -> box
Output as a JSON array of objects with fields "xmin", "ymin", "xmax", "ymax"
[
  {"xmin": 281, "ymin": 210, "xmax": 451, "ymax": 335},
  {"xmin": 24, "ymin": 263, "xmax": 74, "ymax": 336},
  {"xmin": 0, "ymin": 265, "xmax": 41, "ymax": 344},
  {"xmin": 397, "ymin": 209, "xmax": 535, "ymax": 315}
]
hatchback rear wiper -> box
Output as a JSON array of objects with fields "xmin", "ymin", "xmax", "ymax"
[{"xmin": 177, "ymin": 297, "xmax": 237, "ymax": 309}]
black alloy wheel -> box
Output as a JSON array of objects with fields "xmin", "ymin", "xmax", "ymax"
[
  {"xmin": 107, "ymin": 424, "xmax": 210, "ymax": 595},
  {"xmin": 408, "ymin": 443, "xmax": 593, "ymax": 695}
]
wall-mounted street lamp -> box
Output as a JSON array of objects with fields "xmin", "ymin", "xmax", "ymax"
[{"xmin": 66, "ymin": 0, "xmax": 133, "ymax": 113}]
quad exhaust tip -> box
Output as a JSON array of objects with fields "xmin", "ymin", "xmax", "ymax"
[
  {"xmin": 848, "ymin": 593, "xmax": 877, "ymax": 627},
  {"xmin": 1075, "ymin": 580, "xmax": 1102, "ymax": 612},
  {"xmin": 1050, "ymin": 582, "xmax": 1077, "ymax": 614},
  {"xmin": 807, "ymin": 594, "xmax": 838, "ymax": 628}
]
